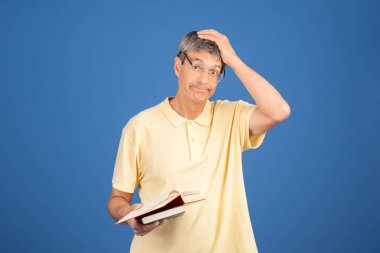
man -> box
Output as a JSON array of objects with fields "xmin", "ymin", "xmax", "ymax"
[{"xmin": 108, "ymin": 29, "xmax": 290, "ymax": 252}]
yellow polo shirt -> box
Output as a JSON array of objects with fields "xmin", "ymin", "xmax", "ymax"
[{"xmin": 112, "ymin": 97, "xmax": 266, "ymax": 253}]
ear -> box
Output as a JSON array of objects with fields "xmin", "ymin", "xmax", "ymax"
[{"xmin": 174, "ymin": 56, "xmax": 182, "ymax": 77}]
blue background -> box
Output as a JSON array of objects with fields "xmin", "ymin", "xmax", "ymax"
[{"xmin": 1, "ymin": 0, "xmax": 379, "ymax": 252}]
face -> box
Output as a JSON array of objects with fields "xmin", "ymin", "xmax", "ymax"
[{"xmin": 174, "ymin": 50, "xmax": 222, "ymax": 104}]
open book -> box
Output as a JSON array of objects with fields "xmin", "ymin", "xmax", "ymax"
[
  {"xmin": 115, "ymin": 190, "xmax": 205, "ymax": 225},
  {"xmin": 141, "ymin": 205, "xmax": 185, "ymax": 224}
]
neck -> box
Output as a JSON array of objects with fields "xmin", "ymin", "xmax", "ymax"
[{"xmin": 169, "ymin": 95, "xmax": 206, "ymax": 120}]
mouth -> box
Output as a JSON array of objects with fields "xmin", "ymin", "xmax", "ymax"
[{"xmin": 190, "ymin": 86, "xmax": 209, "ymax": 92}]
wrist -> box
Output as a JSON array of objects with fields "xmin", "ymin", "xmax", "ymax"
[
  {"xmin": 229, "ymin": 56, "xmax": 245, "ymax": 71},
  {"xmin": 117, "ymin": 204, "xmax": 133, "ymax": 220}
]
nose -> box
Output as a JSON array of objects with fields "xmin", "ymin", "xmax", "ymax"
[{"xmin": 196, "ymin": 71, "xmax": 209, "ymax": 84}]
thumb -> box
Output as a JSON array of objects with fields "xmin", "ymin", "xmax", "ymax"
[{"xmin": 132, "ymin": 203, "xmax": 143, "ymax": 210}]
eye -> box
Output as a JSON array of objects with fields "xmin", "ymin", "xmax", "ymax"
[
  {"xmin": 193, "ymin": 65, "xmax": 200, "ymax": 70},
  {"xmin": 209, "ymin": 70, "xmax": 219, "ymax": 76}
]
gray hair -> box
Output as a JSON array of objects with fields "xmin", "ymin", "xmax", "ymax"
[{"xmin": 177, "ymin": 31, "xmax": 226, "ymax": 73}]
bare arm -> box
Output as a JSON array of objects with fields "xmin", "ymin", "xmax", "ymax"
[
  {"xmin": 230, "ymin": 59, "xmax": 291, "ymax": 135},
  {"xmin": 197, "ymin": 29, "xmax": 291, "ymax": 136},
  {"xmin": 108, "ymin": 187, "xmax": 134, "ymax": 221}
]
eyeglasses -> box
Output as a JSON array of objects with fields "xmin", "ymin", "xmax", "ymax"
[{"xmin": 177, "ymin": 52, "xmax": 225, "ymax": 82}]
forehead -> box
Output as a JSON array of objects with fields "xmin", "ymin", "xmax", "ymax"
[{"xmin": 186, "ymin": 50, "xmax": 222, "ymax": 68}]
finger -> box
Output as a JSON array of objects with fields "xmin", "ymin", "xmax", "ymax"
[
  {"xmin": 197, "ymin": 34, "xmax": 223, "ymax": 44},
  {"xmin": 197, "ymin": 29, "xmax": 222, "ymax": 35},
  {"xmin": 197, "ymin": 32, "xmax": 223, "ymax": 39},
  {"xmin": 144, "ymin": 221, "xmax": 160, "ymax": 230},
  {"xmin": 134, "ymin": 221, "xmax": 159, "ymax": 236},
  {"xmin": 128, "ymin": 218, "xmax": 143, "ymax": 229},
  {"xmin": 154, "ymin": 219, "xmax": 167, "ymax": 226},
  {"xmin": 197, "ymin": 33, "xmax": 219, "ymax": 40},
  {"xmin": 135, "ymin": 229, "xmax": 146, "ymax": 236},
  {"xmin": 133, "ymin": 223, "xmax": 147, "ymax": 234},
  {"xmin": 132, "ymin": 203, "xmax": 143, "ymax": 210},
  {"xmin": 197, "ymin": 33, "xmax": 223, "ymax": 40},
  {"xmin": 197, "ymin": 29, "xmax": 224, "ymax": 38},
  {"xmin": 135, "ymin": 219, "xmax": 168, "ymax": 237},
  {"xmin": 133, "ymin": 220, "xmax": 159, "ymax": 229}
]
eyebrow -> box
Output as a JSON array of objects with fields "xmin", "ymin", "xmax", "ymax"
[{"xmin": 191, "ymin": 57, "xmax": 222, "ymax": 69}]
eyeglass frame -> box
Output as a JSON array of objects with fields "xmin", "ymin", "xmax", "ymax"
[{"xmin": 177, "ymin": 51, "xmax": 226, "ymax": 82}]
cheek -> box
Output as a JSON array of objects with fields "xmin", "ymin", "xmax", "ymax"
[
  {"xmin": 181, "ymin": 74, "xmax": 196, "ymax": 87},
  {"xmin": 178, "ymin": 72, "xmax": 188, "ymax": 85},
  {"xmin": 178, "ymin": 76, "xmax": 193, "ymax": 92}
]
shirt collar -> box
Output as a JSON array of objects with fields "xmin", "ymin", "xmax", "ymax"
[{"xmin": 160, "ymin": 97, "xmax": 212, "ymax": 128}]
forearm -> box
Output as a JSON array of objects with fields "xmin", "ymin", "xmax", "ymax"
[
  {"xmin": 108, "ymin": 196, "xmax": 133, "ymax": 221},
  {"xmin": 230, "ymin": 57, "xmax": 290, "ymax": 120}
]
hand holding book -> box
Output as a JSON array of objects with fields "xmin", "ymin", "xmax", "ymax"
[
  {"xmin": 115, "ymin": 190, "xmax": 205, "ymax": 236},
  {"xmin": 125, "ymin": 203, "xmax": 167, "ymax": 237}
]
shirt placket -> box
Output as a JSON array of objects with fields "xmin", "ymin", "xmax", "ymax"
[{"xmin": 186, "ymin": 121, "xmax": 201, "ymax": 161}]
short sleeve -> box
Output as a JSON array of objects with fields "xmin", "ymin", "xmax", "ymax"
[
  {"xmin": 236, "ymin": 100, "xmax": 266, "ymax": 151},
  {"xmin": 111, "ymin": 127, "xmax": 140, "ymax": 193}
]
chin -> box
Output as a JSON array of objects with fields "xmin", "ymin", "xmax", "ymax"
[{"xmin": 189, "ymin": 92, "xmax": 209, "ymax": 102}]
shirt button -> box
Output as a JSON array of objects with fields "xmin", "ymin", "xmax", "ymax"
[{"xmin": 191, "ymin": 138, "xmax": 195, "ymax": 142}]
